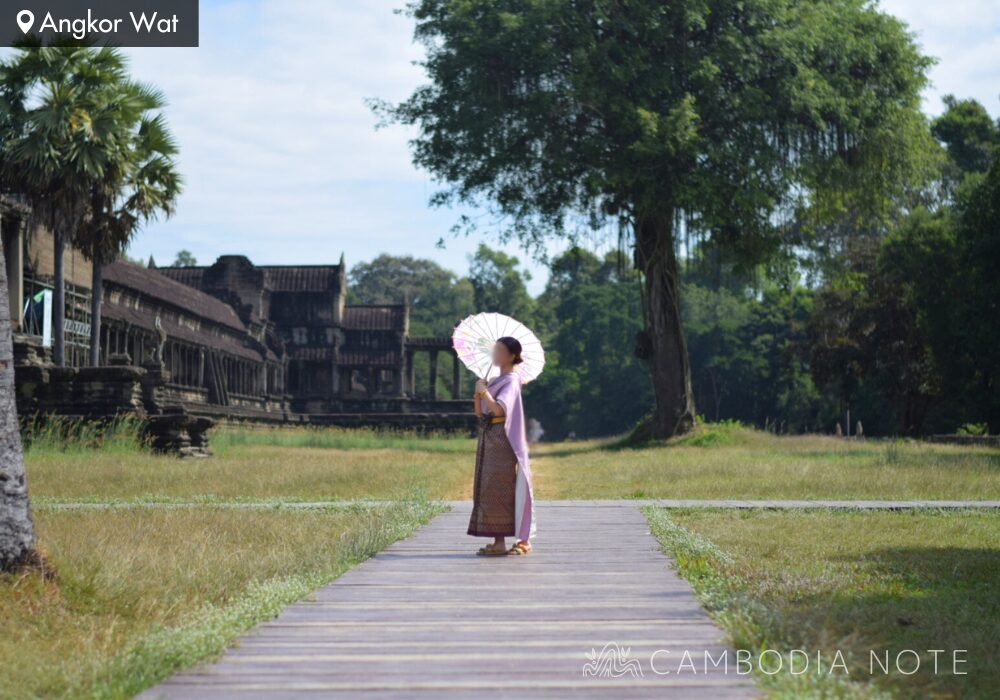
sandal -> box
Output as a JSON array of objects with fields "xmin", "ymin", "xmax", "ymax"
[
  {"xmin": 476, "ymin": 543, "xmax": 509, "ymax": 556},
  {"xmin": 508, "ymin": 541, "xmax": 531, "ymax": 555}
]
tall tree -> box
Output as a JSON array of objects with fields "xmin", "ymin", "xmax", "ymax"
[
  {"xmin": 79, "ymin": 81, "xmax": 181, "ymax": 366},
  {"xmin": 0, "ymin": 236, "xmax": 35, "ymax": 572},
  {"xmin": 467, "ymin": 244, "xmax": 535, "ymax": 322},
  {"xmin": 882, "ymin": 163, "xmax": 1000, "ymax": 432},
  {"xmin": 0, "ymin": 44, "xmax": 130, "ymax": 366},
  {"xmin": 172, "ymin": 249, "xmax": 197, "ymax": 267},
  {"xmin": 375, "ymin": 0, "xmax": 936, "ymax": 437},
  {"xmin": 931, "ymin": 95, "xmax": 1000, "ymax": 177},
  {"xmin": 529, "ymin": 249, "xmax": 652, "ymax": 439}
]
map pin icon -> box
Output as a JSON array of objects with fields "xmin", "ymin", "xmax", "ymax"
[{"xmin": 16, "ymin": 10, "xmax": 34, "ymax": 34}]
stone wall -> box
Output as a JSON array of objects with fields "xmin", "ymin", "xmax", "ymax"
[
  {"xmin": 14, "ymin": 334, "xmax": 213, "ymax": 456},
  {"xmin": 13, "ymin": 333, "xmax": 477, "ymax": 444}
]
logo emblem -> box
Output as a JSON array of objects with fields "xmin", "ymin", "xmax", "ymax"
[
  {"xmin": 583, "ymin": 642, "xmax": 645, "ymax": 678},
  {"xmin": 16, "ymin": 9, "xmax": 34, "ymax": 34}
]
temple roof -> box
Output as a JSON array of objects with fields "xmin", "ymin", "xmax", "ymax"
[
  {"xmin": 157, "ymin": 266, "xmax": 204, "ymax": 288},
  {"xmin": 342, "ymin": 305, "xmax": 406, "ymax": 331},
  {"xmin": 261, "ymin": 266, "xmax": 341, "ymax": 293},
  {"xmin": 105, "ymin": 261, "xmax": 246, "ymax": 332},
  {"xmin": 159, "ymin": 262, "xmax": 342, "ymax": 294},
  {"xmin": 101, "ymin": 300, "xmax": 264, "ymax": 362}
]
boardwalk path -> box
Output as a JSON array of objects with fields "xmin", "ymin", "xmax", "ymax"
[{"xmin": 139, "ymin": 501, "xmax": 758, "ymax": 699}]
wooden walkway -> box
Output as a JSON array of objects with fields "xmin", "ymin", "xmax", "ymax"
[{"xmin": 138, "ymin": 501, "xmax": 758, "ymax": 699}]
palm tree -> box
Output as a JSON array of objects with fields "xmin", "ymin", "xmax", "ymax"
[
  {"xmin": 0, "ymin": 43, "xmax": 128, "ymax": 366},
  {"xmin": 79, "ymin": 81, "xmax": 182, "ymax": 366}
]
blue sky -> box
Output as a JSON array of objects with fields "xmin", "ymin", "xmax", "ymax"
[{"xmin": 114, "ymin": 0, "xmax": 1000, "ymax": 294}]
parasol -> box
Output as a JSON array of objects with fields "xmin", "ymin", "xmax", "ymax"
[{"xmin": 451, "ymin": 312, "xmax": 545, "ymax": 384}]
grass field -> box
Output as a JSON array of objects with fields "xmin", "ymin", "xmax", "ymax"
[
  {"xmin": 7, "ymin": 420, "xmax": 999, "ymax": 699},
  {"xmin": 25, "ymin": 421, "xmax": 1000, "ymax": 503},
  {"xmin": 645, "ymin": 507, "xmax": 1000, "ymax": 699},
  {"xmin": 0, "ymin": 500, "xmax": 440, "ymax": 700}
]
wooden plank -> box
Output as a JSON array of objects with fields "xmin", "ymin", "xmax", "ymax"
[{"xmin": 137, "ymin": 502, "xmax": 759, "ymax": 699}]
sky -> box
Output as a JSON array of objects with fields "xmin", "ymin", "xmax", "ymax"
[{"xmin": 108, "ymin": 0, "xmax": 1000, "ymax": 294}]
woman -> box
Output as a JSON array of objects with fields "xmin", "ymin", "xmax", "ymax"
[{"xmin": 468, "ymin": 336, "xmax": 536, "ymax": 556}]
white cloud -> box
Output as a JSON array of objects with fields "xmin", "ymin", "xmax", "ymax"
[
  {"xmin": 880, "ymin": 0, "xmax": 1000, "ymax": 116},
  {"xmin": 7, "ymin": 1, "xmax": 998, "ymax": 292},
  {"xmin": 120, "ymin": 0, "xmax": 566, "ymax": 290}
]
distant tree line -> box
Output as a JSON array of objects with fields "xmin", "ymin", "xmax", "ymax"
[{"xmin": 352, "ymin": 95, "xmax": 999, "ymax": 439}]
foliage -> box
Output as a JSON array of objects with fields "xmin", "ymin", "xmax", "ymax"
[
  {"xmin": 0, "ymin": 44, "xmax": 137, "ymax": 364},
  {"xmin": 374, "ymin": 0, "xmax": 938, "ymax": 438},
  {"xmin": 527, "ymin": 248, "xmax": 651, "ymax": 439},
  {"xmin": 0, "ymin": 43, "xmax": 181, "ymax": 366},
  {"xmin": 348, "ymin": 253, "xmax": 474, "ymax": 336},
  {"xmin": 75, "ymin": 78, "xmax": 182, "ymax": 265},
  {"xmin": 931, "ymin": 94, "xmax": 1000, "ymax": 182},
  {"xmin": 870, "ymin": 150, "xmax": 1000, "ymax": 433},
  {"xmin": 172, "ymin": 249, "xmax": 197, "ymax": 266},
  {"xmin": 466, "ymin": 244, "xmax": 535, "ymax": 323},
  {"xmin": 378, "ymin": 0, "xmax": 935, "ymax": 242},
  {"xmin": 671, "ymin": 419, "xmax": 754, "ymax": 448}
]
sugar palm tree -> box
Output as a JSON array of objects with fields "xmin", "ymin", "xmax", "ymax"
[
  {"xmin": 0, "ymin": 43, "xmax": 128, "ymax": 365},
  {"xmin": 79, "ymin": 81, "xmax": 182, "ymax": 366}
]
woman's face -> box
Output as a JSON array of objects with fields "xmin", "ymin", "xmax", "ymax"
[{"xmin": 491, "ymin": 341, "xmax": 514, "ymax": 367}]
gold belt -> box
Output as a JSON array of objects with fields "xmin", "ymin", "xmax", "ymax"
[{"xmin": 489, "ymin": 416, "xmax": 505, "ymax": 424}]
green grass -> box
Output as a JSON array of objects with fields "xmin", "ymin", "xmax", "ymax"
[
  {"xmin": 0, "ymin": 500, "xmax": 442, "ymax": 700},
  {"xmin": 536, "ymin": 426, "xmax": 1000, "ymax": 500},
  {"xmin": 21, "ymin": 414, "xmax": 150, "ymax": 455},
  {"xmin": 24, "ymin": 421, "xmax": 1000, "ymax": 503},
  {"xmin": 26, "ymin": 423, "xmax": 476, "ymax": 502},
  {"xmin": 10, "ymin": 420, "xmax": 1000, "ymax": 699},
  {"xmin": 644, "ymin": 507, "xmax": 1000, "ymax": 699},
  {"xmin": 210, "ymin": 423, "xmax": 474, "ymax": 453}
]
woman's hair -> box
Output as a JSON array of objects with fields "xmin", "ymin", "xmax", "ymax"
[{"xmin": 496, "ymin": 336, "xmax": 524, "ymax": 365}]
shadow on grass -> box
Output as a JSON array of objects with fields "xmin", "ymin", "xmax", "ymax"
[{"xmin": 774, "ymin": 546, "xmax": 1000, "ymax": 698}]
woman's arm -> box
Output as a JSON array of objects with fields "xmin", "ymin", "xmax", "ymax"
[{"xmin": 475, "ymin": 379, "xmax": 505, "ymax": 417}]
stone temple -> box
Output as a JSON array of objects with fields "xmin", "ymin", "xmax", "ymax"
[{"xmin": 2, "ymin": 196, "xmax": 472, "ymax": 436}]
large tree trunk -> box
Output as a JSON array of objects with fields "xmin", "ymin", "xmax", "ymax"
[
  {"xmin": 634, "ymin": 212, "xmax": 696, "ymax": 439},
  {"xmin": 0, "ymin": 234, "xmax": 37, "ymax": 572},
  {"xmin": 89, "ymin": 253, "xmax": 103, "ymax": 366},
  {"xmin": 52, "ymin": 227, "xmax": 66, "ymax": 366}
]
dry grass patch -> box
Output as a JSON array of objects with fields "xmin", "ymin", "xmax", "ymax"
[{"xmin": 0, "ymin": 501, "xmax": 440, "ymax": 699}]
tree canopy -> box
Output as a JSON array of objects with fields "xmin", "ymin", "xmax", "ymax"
[{"xmin": 376, "ymin": 0, "xmax": 939, "ymax": 437}]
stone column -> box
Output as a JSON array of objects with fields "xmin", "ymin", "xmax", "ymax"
[
  {"xmin": 198, "ymin": 350, "xmax": 205, "ymax": 388},
  {"xmin": 2, "ymin": 216, "xmax": 24, "ymax": 331},
  {"xmin": 428, "ymin": 349, "xmax": 438, "ymax": 400},
  {"xmin": 403, "ymin": 349, "xmax": 413, "ymax": 396}
]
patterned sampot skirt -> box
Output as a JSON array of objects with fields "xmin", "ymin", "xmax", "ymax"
[{"xmin": 467, "ymin": 414, "xmax": 518, "ymax": 537}]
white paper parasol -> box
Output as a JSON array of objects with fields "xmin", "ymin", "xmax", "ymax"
[{"xmin": 451, "ymin": 312, "xmax": 545, "ymax": 384}]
